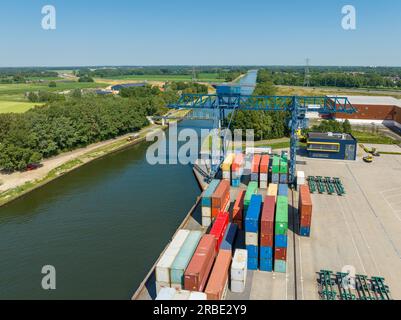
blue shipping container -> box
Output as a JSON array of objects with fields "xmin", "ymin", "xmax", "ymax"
[
  {"xmin": 272, "ymin": 173, "xmax": 279, "ymax": 184},
  {"xmin": 278, "ymin": 184, "xmax": 288, "ymax": 197},
  {"xmin": 220, "ymin": 223, "xmax": 238, "ymax": 252},
  {"xmin": 260, "ymin": 246, "xmax": 273, "ymax": 260},
  {"xmin": 247, "ymin": 257, "xmax": 258, "ymax": 270},
  {"xmin": 245, "ymin": 194, "xmax": 263, "ymax": 233},
  {"xmin": 246, "ymin": 245, "xmax": 258, "ymax": 259},
  {"xmin": 274, "ymin": 260, "xmax": 286, "ymax": 273},
  {"xmin": 260, "ymin": 259, "xmax": 273, "ymax": 272},
  {"xmin": 279, "ymin": 174, "xmax": 288, "ymax": 184},
  {"xmin": 300, "ymin": 226, "xmax": 311, "ymax": 237},
  {"xmin": 251, "ymin": 173, "xmax": 259, "ymax": 181},
  {"xmin": 275, "ymin": 234, "xmax": 288, "ymax": 248},
  {"xmin": 201, "ymin": 179, "xmax": 220, "ymax": 207},
  {"xmin": 232, "ymin": 179, "xmax": 240, "ymax": 187}
]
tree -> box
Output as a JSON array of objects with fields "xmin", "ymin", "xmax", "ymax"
[
  {"xmin": 78, "ymin": 75, "xmax": 94, "ymax": 83},
  {"xmin": 342, "ymin": 119, "xmax": 352, "ymax": 134},
  {"xmin": 48, "ymin": 81, "xmax": 57, "ymax": 88}
]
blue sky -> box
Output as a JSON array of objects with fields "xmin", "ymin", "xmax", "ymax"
[{"xmin": 0, "ymin": 0, "xmax": 400, "ymax": 67}]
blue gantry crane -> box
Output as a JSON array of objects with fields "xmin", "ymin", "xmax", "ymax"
[{"xmin": 168, "ymin": 84, "xmax": 356, "ymax": 185}]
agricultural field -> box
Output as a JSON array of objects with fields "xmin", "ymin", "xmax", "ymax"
[
  {"xmin": 98, "ymin": 73, "xmax": 224, "ymax": 83},
  {"xmin": 0, "ymin": 100, "xmax": 41, "ymax": 113}
]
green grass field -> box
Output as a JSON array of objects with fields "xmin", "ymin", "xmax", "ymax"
[
  {"xmin": 0, "ymin": 100, "xmax": 42, "ymax": 113},
  {"xmin": 102, "ymin": 73, "xmax": 224, "ymax": 82}
]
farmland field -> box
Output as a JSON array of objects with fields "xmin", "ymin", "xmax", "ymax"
[
  {"xmin": 99, "ymin": 73, "xmax": 224, "ymax": 82},
  {"xmin": 0, "ymin": 100, "xmax": 42, "ymax": 113}
]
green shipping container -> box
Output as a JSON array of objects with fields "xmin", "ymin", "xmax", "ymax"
[
  {"xmin": 275, "ymin": 196, "xmax": 288, "ymax": 235},
  {"xmin": 272, "ymin": 156, "xmax": 281, "ymax": 174},
  {"xmin": 244, "ymin": 181, "xmax": 258, "ymax": 210},
  {"xmin": 170, "ymin": 230, "xmax": 203, "ymax": 286}
]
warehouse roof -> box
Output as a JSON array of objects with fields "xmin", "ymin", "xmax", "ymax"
[
  {"xmin": 308, "ymin": 132, "xmax": 355, "ymax": 141},
  {"xmin": 345, "ymin": 95, "xmax": 401, "ymax": 107}
]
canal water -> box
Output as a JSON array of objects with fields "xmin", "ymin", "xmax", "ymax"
[{"xmin": 0, "ymin": 71, "xmax": 257, "ymax": 300}]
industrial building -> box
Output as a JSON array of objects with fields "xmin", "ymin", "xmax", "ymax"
[
  {"xmin": 307, "ymin": 132, "xmax": 357, "ymax": 161},
  {"xmin": 333, "ymin": 96, "xmax": 401, "ymax": 129}
]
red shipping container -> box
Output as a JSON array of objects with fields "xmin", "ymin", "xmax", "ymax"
[
  {"xmin": 184, "ymin": 234, "xmax": 217, "ymax": 292},
  {"xmin": 231, "ymin": 154, "xmax": 244, "ymax": 172},
  {"xmin": 232, "ymin": 190, "xmax": 245, "ymax": 222},
  {"xmin": 260, "ymin": 233, "xmax": 274, "ymax": 247},
  {"xmin": 261, "ymin": 196, "xmax": 275, "ymax": 235},
  {"xmin": 251, "ymin": 155, "xmax": 262, "ymax": 173},
  {"xmin": 300, "ymin": 214, "xmax": 311, "ymax": 227},
  {"xmin": 205, "ymin": 250, "xmax": 232, "ymax": 300},
  {"xmin": 260, "ymin": 155, "xmax": 270, "ymax": 174},
  {"xmin": 212, "ymin": 180, "xmax": 230, "ymax": 218},
  {"xmin": 299, "ymin": 185, "xmax": 313, "ymax": 217},
  {"xmin": 209, "ymin": 212, "xmax": 229, "ymax": 253},
  {"xmin": 274, "ymin": 247, "xmax": 287, "ymax": 261}
]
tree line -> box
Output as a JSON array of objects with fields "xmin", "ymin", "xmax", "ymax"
[{"xmin": 0, "ymin": 86, "xmax": 177, "ymax": 172}]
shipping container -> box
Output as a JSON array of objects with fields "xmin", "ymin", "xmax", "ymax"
[
  {"xmin": 232, "ymin": 154, "xmax": 245, "ymax": 172},
  {"xmin": 259, "ymin": 173, "xmax": 268, "ymax": 181},
  {"xmin": 267, "ymin": 184, "xmax": 278, "ymax": 201},
  {"xmin": 260, "ymin": 259, "xmax": 273, "ymax": 272},
  {"xmin": 274, "ymin": 259, "xmax": 286, "ymax": 273},
  {"xmin": 221, "ymin": 153, "xmax": 235, "ymax": 172},
  {"xmin": 272, "ymin": 173, "xmax": 280, "ymax": 184},
  {"xmin": 275, "ymin": 234, "xmax": 288, "ymax": 248},
  {"xmin": 300, "ymin": 226, "xmax": 311, "ymax": 237},
  {"xmin": 275, "ymin": 196, "xmax": 288, "ymax": 235},
  {"xmin": 205, "ymin": 250, "xmax": 232, "ymax": 300},
  {"xmin": 201, "ymin": 180, "xmax": 220, "ymax": 207},
  {"xmin": 245, "ymin": 194, "xmax": 263, "ymax": 233},
  {"xmin": 209, "ymin": 212, "xmax": 229, "ymax": 252},
  {"xmin": 260, "ymin": 181, "xmax": 268, "ymax": 189},
  {"xmin": 156, "ymin": 287, "xmax": 176, "ymax": 300},
  {"xmin": 261, "ymin": 196, "xmax": 275, "ymax": 235},
  {"xmin": 272, "ymin": 155, "xmax": 280, "ymax": 174},
  {"xmin": 244, "ymin": 181, "xmax": 258, "ymax": 209},
  {"xmin": 279, "ymin": 174, "xmax": 288, "ymax": 184},
  {"xmin": 184, "ymin": 234, "xmax": 217, "ymax": 292},
  {"xmin": 231, "ymin": 280, "xmax": 246, "ymax": 293},
  {"xmin": 156, "ymin": 230, "xmax": 190, "ymax": 284},
  {"xmin": 260, "ymin": 246, "xmax": 273, "ymax": 260},
  {"xmin": 259, "ymin": 155, "xmax": 270, "ymax": 174},
  {"xmin": 245, "ymin": 232, "xmax": 258, "ymax": 246},
  {"xmin": 232, "ymin": 190, "xmax": 245, "ymax": 223},
  {"xmin": 170, "ymin": 231, "xmax": 203, "ymax": 287},
  {"xmin": 278, "ymin": 184, "xmax": 288, "ymax": 197},
  {"xmin": 274, "ymin": 247, "xmax": 287, "ymax": 261},
  {"xmin": 211, "ymin": 180, "xmax": 230, "ymax": 218},
  {"xmin": 232, "ymin": 179, "xmax": 240, "ymax": 187},
  {"xmin": 189, "ymin": 292, "xmax": 207, "ymax": 300},
  {"xmin": 299, "ymin": 184, "xmax": 313, "ymax": 217},
  {"xmin": 247, "ymin": 257, "xmax": 258, "ymax": 270},
  {"xmin": 202, "ymin": 216, "xmax": 212, "ymax": 228},
  {"xmin": 246, "ymin": 245, "xmax": 258, "ymax": 258},
  {"xmin": 172, "ymin": 289, "xmax": 191, "ymax": 300},
  {"xmin": 156, "ymin": 281, "xmax": 169, "ymax": 294},
  {"xmin": 300, "ymin": 215, "xmax": 311, "ymax": 227},
  {"xmin": 251, "ymin": 154, "xmax": 262, "ymax": 173},
  {"xmin": 260, "ymin": 233, "xmax": 274, "ymax": 247},
  {"xmin": 297, "ymin": 171, "xmax": 305, "ymax": 185},
  {"xmin": 250, "ymin": 173, "xmax": 259, "ymax": 182},
  {"xmin": 220, "ymin": 223, "xmax": 238, "ymax": 252},
  {"xmin": 231, "ymin": 249, "xmax": 247, "ymax": 282}
]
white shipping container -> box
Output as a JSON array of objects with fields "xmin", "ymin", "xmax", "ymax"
[
  {"xmin": 245, "ymin": 232, "xmax": 258, "ymax": 246},
  {"xmin": 297, "ymin": 179, "xmax": 305, "ymax": 186},
  {"xmin": 202, "ymin": 216, "xmax": 212, "ymax": 228},
  {"xmin": 222, "ymin": 171, "xmax": 231, "ymax": 180},
  {"xmin": 231, "ymin": 280, "xmax": 246, "ymax": 293},
  {"xmin": 168, "ymin": 229, "xmax": 191, "ymax": 252},
  {"xmin": 260, "ymin": 173, "xmax": 268, "ymax": 181},
  {"xmin": 231, "ymin": 249, "xmax": 248, "ymax": 282},
  {"xmin": 172, "ymin": 289, "xmax": 191, "ymax": 300},
  {"xmin": 156, "ymin": 281, "xmax": 170, "ymax": 294},
  {"xmin": 246, "ymin": 147, "xmax": 272, "ymax": 155},
  {"xmin": 297, "ymin": 171, "xmax": 305, "ymax": 178},
  {"xmin": 156, "ymin": 253, "xmax": 178, "ymax": 283},
  {"xmin": 260, "ymin": 181, "xmax": 268, "ymax": 189},
  {"xmin": 156, "ymin": 287, "xmax": 176, "ymax": 300},
  {"xmin": 171, "ymin": 282, "xmax": 183, "ymax": 291},
  {"xmin": 189, "ymin": 292, "xmax": 207, "ymax": 300},
  {"xmin": 201, "ymin": 206, "xmax": 211, "ymax": 218}
]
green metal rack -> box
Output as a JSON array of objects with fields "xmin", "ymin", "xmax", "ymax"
[
  {"xmin": 355, "ymin": 274, "xmax": 375, "ymax": 300},
  {"xmin": 336, "ymin": 272, "xmax": 357, "ymax": 300},
  {"xmin": 307, "ymin": 176, "xmax": 316, "ymax": 193},
  {"xmin": 370, "ymin": 277, "xmax": 391, "ymax": 300},
  {"xmin": 333, "ymin": 177, "xmax": 346, "ymax": 196},
  {"xmin": 325, "ymin": 177, "xmax": 335, "ymax": 195},
  {"xmin": 318, "ymin": 270, "xmax": 337, "ymax": 300},
  {"xmin": 316, "ymin": 176, "xmax": 326, "ymax": 194}
]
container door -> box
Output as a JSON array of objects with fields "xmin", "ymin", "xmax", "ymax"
[{"xmin": 345, "ymin": 144, "xmax": 355, "ymax": 160}]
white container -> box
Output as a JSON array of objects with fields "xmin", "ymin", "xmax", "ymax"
[
  {"xmin": 168, "ymin": 229, "xmax": 191, "ymax": 252},
  {"xmin": 202, "ymin": 206, "xmax": 211, "ymax": 218},
  {"xmin": 171, "ymin": 282, "xmax": 183, "ymax": 291},
  {"xmin": 156, "ymin": 281, "xmax": 170, "ymax": 294},
  {"xmin": 245, "ymin": 232, "xmax": 258, "ymax": 246},
  {"xmin": 260, "ymin": 181, "xmax": 268, "ymax": 189},
  {"xmin": 297, "ymin": 171, "xmax": 305, "ymax": 178},
  {"xmin": 231, "ymin": 249, "xmax": 247, "ymax": 282},
  {"xmin": 297, "ymin": 179, "xmax": 305, "ymax": 186},
  {"xmin": 231, "ymin": 280, "xmax": 246, "ymax": 293},
  {"xmin": 156, "ymin": 287, "xmax": 176, "ymax": 300},
  {"xmin": 189, "ymin": 291, "xmax": 207, "ymax": 300},
  {"xmin": 172, "ymin": 289, "xmax": 191, "ymax": 300},
  {"xmin": 222, "ymin": 171, "xmax": 231, "ymax": 180},
  {"xmin": 260, "ymin": 173, "xmax": 268, "ymax": 181},
  {"xmin": 202, "ymin": 216, "xmax": 212, "ymax": 227}
]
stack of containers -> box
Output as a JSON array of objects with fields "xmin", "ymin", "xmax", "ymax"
[
  {"xmin": 244, "ymin": 181, "xmax": 258, "ymax": 213},
  {"xmin": 251, "ymin": 155, "xmax": 261, "ymax": 182},
  {"xmin": 170, "ymin": 230, "xmax": 203, "ymax": 290},
  {"xmin": 204, "ymin": 250, "xmax": 232, "ymax": 300},
  {"xmin": 274, "ymin": 196, "xmax": 288, "ymax": 273},
  {"xmin": 231, "ymin": 249, "xmax": 248, "ymax": 293},
  {"xmin": 211, "ymin": 180, "xmax": 230, "ymax": 219},
  {"xmin": 220, "ymin": 223, "xmax": 238, "ymax": 253},
  {"xmin": 267, "ymin": 183, "xmax": 278, "ymax": 202},
  {"xmin": 156, "ymin": 229, "xmax": 190, "ymax": 292},
  {"xmin": 278, "ymin": 184, "xmax": 288, "ymax": 197},
  {"xmin": 279, "ymin": 156, "xmax": 288, "ymax": 185},
  {"xmin": 297, "ymin": 171, "xmax": 305, "ymax": 189},
  {"xmin": 232, "ymin": 190, "xmax": 245, "ymax": 229},
  {"xmin": 201, "ymin": 180, "xmax": 220, "ymax": 227},
  {"xmin": 222, "ymin": 153, "xmax": 235, "ymax": 182},
  {"xmin": 245, "ymin": 194, "xmax": 263, "ymax": 270},
  {"xmin": 184, "ymin": 234, "xmax": 217, "ymax": 292},
  {"xmin": 156, "ymin": 288, "xmax": 207, "ymax": 300},
  {"xmin": 299, "ymin": 184, "xmax": 313, "ymax": 237},
  {"xmin": 259, "ymin": 155, "xmax": 270, "ymax": 189},
  {"xmin": 209, "ymin": 212, "xmax": 229, "ymax": 253},
  {"xmin": 271, "ymin": 155, "xmax": 280, "ymax": 184},
  {"xmin": 231, "ymin": 154, "xmax": 244, "ymax": 187},
  {"xmin": 260, "ymin": 196, "xmax": 275, "ymax": 272}
]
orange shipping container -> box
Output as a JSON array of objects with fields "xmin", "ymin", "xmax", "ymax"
[
  {"xmin": 232, "ymin": 190, "xmax": 245, "ymax": 222},
  {"xmin": 299, "ymin": 184, "xmax": 313, "ymax": 217},
  {"xmin": 260, "ymin": 155, "xmax": 270, "ymax": 174},
  {"xmin": 211, "ymin": 180, "xmax": 230, "ymax": 218},
  {"xmin": 204, "ymin": 250, "xmax": 232, "ymax": 300},
  {"xmin": 251, "ymin": 155, "xmax": 262, "ymax": 173},
  {"xmin": 232, "ymin": 154, "xmax": 244, "ymax": 172}
]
